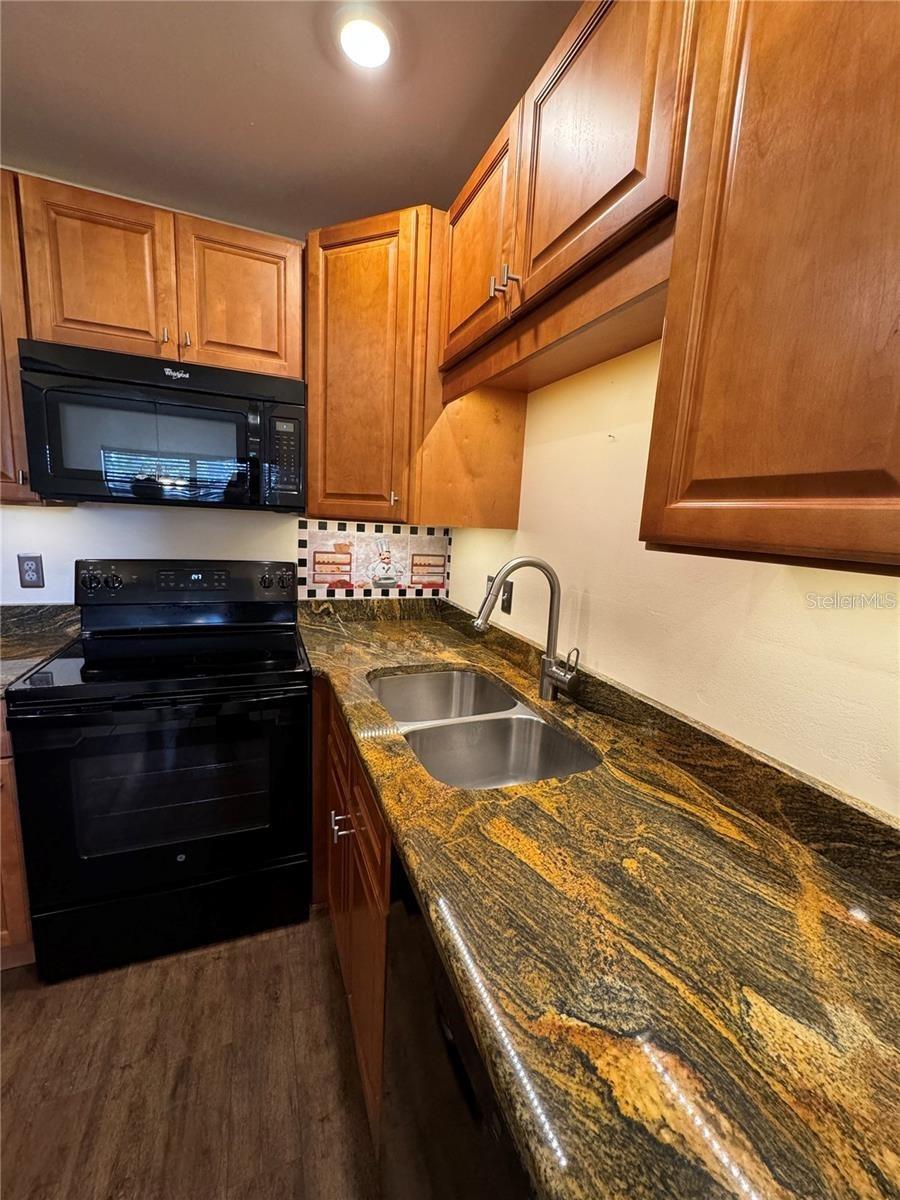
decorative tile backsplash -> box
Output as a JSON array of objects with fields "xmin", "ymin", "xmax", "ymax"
[{"xmin": 298, "ymin": 519, "xmax": 451, "ymax": 599}]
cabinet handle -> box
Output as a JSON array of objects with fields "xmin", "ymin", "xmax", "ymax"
[
  {"xmin": 488, "ymin": 275, "xmax": 507, "ymax": 299},
  {"xmin": 161, "ymin": 326, "xmax": 170, "ymax": 344},
  {"xmin": 331, "ymin": 809, "xmax": 353, "ymax": 844},
  {"xmin": 500, "ymin": 263, "xmax": 521, "ymax": 288},
  {"xmin": 390, "ymin": 491, "xmax": 399, "ymax": 506},
  {"xmin": 17, "ymin": 469, "xmax": 27, "ymax": 486},
  {"xmin": 183, "ymin": 331, "xmax": 192, "ymax": 348}
]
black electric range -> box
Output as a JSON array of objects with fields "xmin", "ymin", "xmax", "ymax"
[{"xmin": 5, "ymin": 559, "xmax": 312, "ymax": 982}]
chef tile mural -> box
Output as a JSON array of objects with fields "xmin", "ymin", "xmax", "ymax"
[{"xmin": 298, "ymin": 519, "xmax": 450, "ymax": 599}]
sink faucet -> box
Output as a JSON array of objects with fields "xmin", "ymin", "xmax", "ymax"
[{"xmin": 473, "ymin": 557, "xmax": 580, "ymax": 700}]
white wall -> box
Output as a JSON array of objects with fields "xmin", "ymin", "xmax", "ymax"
[
  {"xmin": 0, "ymin": 504, "xmax": 298, "ymax": 602},
  {"xmin": 449, "ymin": 342, "xmax": 900, "ymax": 821}
]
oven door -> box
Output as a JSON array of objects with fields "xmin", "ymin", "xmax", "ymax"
[
  {"xmin": 9, "ymin": 688, "xmax": 311, "ymax": 912},
  {"xmin": 23, "ymin": 377, "xmax": 262, "ymax": 506}
]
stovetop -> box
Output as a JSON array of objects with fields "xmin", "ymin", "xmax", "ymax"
[
  {"xmin": 5, "ymin": 632, "xmax": 312, "ymax": 708},
  {"xmin": 6, "ymin": 560, "xmax": 312, "ymax": 710}
]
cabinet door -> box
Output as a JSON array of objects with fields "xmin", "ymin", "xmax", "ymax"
[
  {"xmin": 18, "ymin": 175, "xmax": 178, "ymax": 358},
  {"xmin": 307, "ymin": 208, "xmax": 429, "ymax": 522},
  {"xmin": 640, "ymin": 0, "xmax": 900, "ymax": 566},
  {"xmin": 439, "ymin": 110, "xmax": 520, "ymax": 367},
  {"xmin": 512, "ymin": 0, "xmax": 690, "ymax": 311},
  {"xmin": 347, "ymin": 836, "xmax": 387, "ymax": 1137},
  {"xmin": 326, "ymin": 737, "xmax": 352, "ymax": 987},
  {"xmin": 175, "ymin": 215, "xmax": 302, "ymax": 378},
  {"xmin": 1, "ymin": 172, "xmax": 39, "ymax": 504},
  {"xmin": 1, "ymin": 758, "xmax": 32, "ymax": 966}
]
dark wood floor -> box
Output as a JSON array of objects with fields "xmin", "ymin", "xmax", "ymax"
[{"xmin": 1, "ymin": 911, "xmax": 378, "ymax": 1200}]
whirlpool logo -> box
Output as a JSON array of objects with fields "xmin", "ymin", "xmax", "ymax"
[{"xmin": 163, "ymin": 367, "xmax": 190, "ymax": 380}]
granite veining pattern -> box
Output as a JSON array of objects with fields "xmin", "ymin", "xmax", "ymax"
[
  {"xmin": 298, "ymin": 605, "xmax": 900, "ymax": 1200},
  {"xmin": 1, "ymin": 605, "xmax": 79, "ymax": 688}
]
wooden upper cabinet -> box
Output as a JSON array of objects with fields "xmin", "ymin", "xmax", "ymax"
[
  {"xmin": 641, "ymin": 0, "xmax": 900, "ymax": 567},
  {"xmin": 1, "ymin": 172, "xmax": 39, "ymax": 504},
  {"xmin": 175, "ymin": 214, "xmax": 302, "ymax": 377},
  {"xmin": 307, "ymin": 208, "xmax": 429, "ymax": 522},
  {"xmin": 512, "ymin": 0, "xmax": 691, "ymax": 312},
  {"xmin": 18, "ymin": 176, "xmax": 179, "ymax": 358},
  {"xmin": 439, "ymin": 109, "xmax": 521, "ymax": 367}
]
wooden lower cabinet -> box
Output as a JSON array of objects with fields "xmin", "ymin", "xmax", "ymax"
[
  {"xmin": 326, "ymin": 736, "xmax": 353, "ymax": 983},
  {"xmin": 1, "ymin": 755, "xmax": 34, "ymax": 969},
  {"xmin": 346, "ymin": 833, "xmax": 387, "ymax": 1134},
  {"xmin": 324, "ymin": 687, "xmax": 390, "ymax": 1138}
]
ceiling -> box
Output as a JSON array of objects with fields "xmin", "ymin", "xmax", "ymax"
[{"xmin": 0, "ymin": 0, "xmax": 578, "ymax": 239}]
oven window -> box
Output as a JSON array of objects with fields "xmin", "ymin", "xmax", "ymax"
[
  {"xmin": 72, "ymin": 720, "xmax": 272, "ymax": 857},
  {"xmin": 52, "ymin": 392, "xmax": 249, "ymax": 504}
]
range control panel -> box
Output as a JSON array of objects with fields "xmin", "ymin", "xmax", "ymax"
[{"xmin": 75, "ymin": 560, "xmax": 297, "ymax": 603}]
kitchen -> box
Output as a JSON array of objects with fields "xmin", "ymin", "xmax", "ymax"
[{"xmin": 0, "ymin": 1, "xmax": 898, "ymax": 1198}]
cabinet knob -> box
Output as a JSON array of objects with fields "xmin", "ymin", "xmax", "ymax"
[
  {"xmin": 161, "ymin": 326, "xmax": 170, "ymax": 344},
  {"xmin": 183, "ymin": 331, "xmax": 192, "ymax": 348},
  {"xmin": 500, "ymin": 263, "xmax": 521, "ymax": 288},
  {"xmin": 17, "ymin": 469, "xmax": 27, "ymax": 486},
  {"xmin": 488, "ymin": 275, "xmax": 507, "ymax": 299}
]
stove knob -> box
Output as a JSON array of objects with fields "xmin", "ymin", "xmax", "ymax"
[
  {"xmin": 276, "ymin": 572, "xmax": 290, "ymax": 590},
  {"xmin": 259, "ymin": 573, "xmax": 274, "ymax": 589},
  {"xmin": 105, "ymin": 573, "xmax": 124, "ymax": 592},
  {"xmin": 81, "ymin": 571, "xmax": 102, "ymax": 592}
]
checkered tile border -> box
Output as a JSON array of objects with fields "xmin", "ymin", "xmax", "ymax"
[{"xmin": 297, "ymin": 519, "xmax": 451, "ymax": 600}]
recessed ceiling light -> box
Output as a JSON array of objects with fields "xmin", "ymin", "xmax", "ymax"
[{"xmin": 340, "ymin": 17, "xmax": 391, "ymax": 69}]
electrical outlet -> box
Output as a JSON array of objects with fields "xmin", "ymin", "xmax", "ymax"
[
  {"xmin": 17, "ymin": 553, "xmax": 45, "ymax": 588},
  {"xmin": 501, "ymin": 581, "xmax": 514, "ymax": 614}
]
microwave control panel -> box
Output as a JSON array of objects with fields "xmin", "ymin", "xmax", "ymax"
[{"xmin": 270, "ymin": 417, "xmax": 300, "ymax": 494}]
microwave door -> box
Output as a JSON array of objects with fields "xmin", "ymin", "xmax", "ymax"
[{"xmin": 36, "ymin": 387, "xmax": 258, "ymax": 506}]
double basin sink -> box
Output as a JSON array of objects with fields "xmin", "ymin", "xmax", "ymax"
[{"xmin": 369, "ymin": 669, "xmax": 599, "ymax": 790}]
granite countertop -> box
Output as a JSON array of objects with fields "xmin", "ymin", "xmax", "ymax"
[
  {"xmin": 298, "ymin": 606, "xmax": 900, "ymax": 1200},
  {"xmin": 1, "ymin": 605, "xmax": 80, "ymax": 690}
]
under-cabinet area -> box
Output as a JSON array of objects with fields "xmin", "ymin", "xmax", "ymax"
[{"xmin": 1, "ymin": 2, "xmax": 898, "ymax": 1199}]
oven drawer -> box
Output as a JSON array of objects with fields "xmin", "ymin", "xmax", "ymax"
[{"xmin": 8, "ymin": 689, "xmax": 311, "ymax": 912}]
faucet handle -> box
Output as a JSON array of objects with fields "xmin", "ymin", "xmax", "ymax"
[{"xmin": 565, "ymin": 647, "xmax": 580, "ymax": 675}]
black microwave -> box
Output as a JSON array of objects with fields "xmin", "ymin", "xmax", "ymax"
[{"xmin": 19, "ymin": 340, "xmax": 306, "ymax": 511}]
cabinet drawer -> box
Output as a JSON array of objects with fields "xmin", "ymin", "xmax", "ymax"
[{"xmin": 350, "ymin": 752, "xmax": 390, "ymax": 908}]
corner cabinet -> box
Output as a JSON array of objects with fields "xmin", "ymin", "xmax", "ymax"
[
  {"xmin": 306, "ymin": 206, "xmax": 527, "ymax": 529},
  {"xmin": 307, "ymin": 207, "xmax": 427, "ymax": 522},
  {"xmin": 175, "ymin": 214, "xmax": 302, "ymax": 377},
  {"xmin": 1, "ymin": 172, "xmax": 39, "ymax": 503},
  {"xmin": 640, "ymin": 0, "xmax": 900, "ymax": 566},
  {"xmin": 18, "ymin": 175, "xmax": 180, "ymax": 359}
]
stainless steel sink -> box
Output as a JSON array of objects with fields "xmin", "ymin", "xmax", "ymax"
[
  {"xmin": 369, "ymin": 668, "xmax": 599, "ymax": 789},
  {"xmin": 405, "ymin": 715, "xmax": 599, "ymax": 789},
  {"xmin": 370, "ymin": 669, "xmax": 516, "ymax": 723}
]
